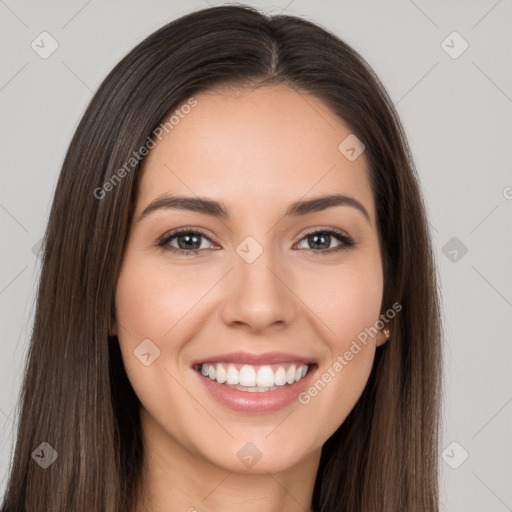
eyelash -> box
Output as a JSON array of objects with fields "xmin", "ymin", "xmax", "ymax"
[{"xmin": 156, "ymin": 227, "xmax": 356, "ymax": 256}]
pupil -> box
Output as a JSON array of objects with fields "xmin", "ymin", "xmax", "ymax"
[
  {"xmin": 179, "ymin": 234, "xmax": 200, "ymax": 250},
  {"xmin": 310, "ymin": 233, "xmax": 329, "ymax": 250}
]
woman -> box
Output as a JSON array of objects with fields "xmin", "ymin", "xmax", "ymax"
[{"xmin": 1, "ymin": 4, "xmax": 442, "ymax": 511}]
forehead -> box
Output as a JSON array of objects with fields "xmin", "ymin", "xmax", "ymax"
[{"xmin": 137, "ymin": 85, "xmax": 375, "ymax": 224}]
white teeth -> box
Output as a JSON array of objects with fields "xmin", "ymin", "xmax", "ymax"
[
  {"xmin": 226, "ymin": 364, "xmax": 239, "ymax": 385},
  {"xmin": 199, "ymin": 362, "xmax": 309, "ymax": 389},
  {"xmin": 239, "ymin": 365, "xmax": 256, "ymax": 386},
  {"xmin": 286, "ymin": 365, "xmax": 296, "ymax": 385},
  {"xmin": 229, "ymin": 384, "xmax": 281, "ymax": 393},
  {"xmin": 256, "ymin": 365, "xmax": 274, "ymax": 387},
  {"xmin": 216, "ymin": 364, "xmax": 227, "ymax": 384},
  {"xmin": 274, "ymin": 366, "xmax": 287, "ymax": 386}
]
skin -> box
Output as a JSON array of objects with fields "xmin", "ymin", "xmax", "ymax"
[{"xmin": 113, "ymin": 85, "xmax": 389, "ymax": 512}]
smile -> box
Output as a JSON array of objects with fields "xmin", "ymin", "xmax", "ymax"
[
  {"xmin": 191, "ymin": 352, "xmax": 318, "ymax": 413},
  {"xmin": 196, "ymin": 362, "xmax": 310, "ymax": 391}
]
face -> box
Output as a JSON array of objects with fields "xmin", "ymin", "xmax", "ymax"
[{"xmin": 113, "ymin": 85, "xmax": 388, "ymax": 475}]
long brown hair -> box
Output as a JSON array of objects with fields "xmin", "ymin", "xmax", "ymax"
[{"xmin": 1, "ymin": 5, "xmax": 442, "ymax": 511}]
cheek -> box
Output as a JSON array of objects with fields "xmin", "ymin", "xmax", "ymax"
[
  {"xmin": 113, "ymin": 255, "xmax": 194, "ymax": 420},
  {"xmin": 295, "ymin": 258, "xmax": 382, "ymax": 434},
  {"xmin": 115, "ymin": 253, "xmax": 207, "ymax": 340},
  {"xmin": 303, "ymin": 257, "xmax": 383, "ymax": 345}
]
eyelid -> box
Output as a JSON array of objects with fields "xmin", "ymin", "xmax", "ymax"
[
  {"xmin": 157, "ymin": 226, "xmax": 219, "ymax": 249},
  {"xmin": 299, "ymin": 225, "xmax": 351, "ymax": 238}
]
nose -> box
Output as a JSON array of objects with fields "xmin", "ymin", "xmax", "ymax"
[{"xmin": 220, "ymin": 245, "xmax": 297, "ymax": 333}]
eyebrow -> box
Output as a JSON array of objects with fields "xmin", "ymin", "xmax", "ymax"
[{"xmin": 139, "ymin": 193, "xmax": 371, "ymax": 224}]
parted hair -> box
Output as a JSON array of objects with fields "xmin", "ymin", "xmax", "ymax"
[{"xmin": 1, "ymin": 4, "xmax": 442, "ymax": 511}]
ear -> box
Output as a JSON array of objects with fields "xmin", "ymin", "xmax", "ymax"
[{"xmin": 376, "ymin": 327, "xmax": 391, "ymax": 347}]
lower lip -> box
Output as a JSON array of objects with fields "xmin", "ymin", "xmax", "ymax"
[{"xmin": 195, "ymin": 365, "xmax": 317, "ymax": 414}]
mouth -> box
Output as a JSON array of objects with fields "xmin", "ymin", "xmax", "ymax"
[
  {"xmin": 193, "ymin": 361, "xmax": 312, "ymax": 392},
  {"xmin": 191, "ymin": 352, "xmax": 318, "ymax": 413}
]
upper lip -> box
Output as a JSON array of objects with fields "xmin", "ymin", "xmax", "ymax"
[{"xmin": 191, "ymin": 351, "xmax": 315, "ymax": 367}]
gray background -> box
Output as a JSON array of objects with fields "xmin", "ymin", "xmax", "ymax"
[{"xmin": 1, "ymin": 1, "xmax": 511, "ymax": 510}]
